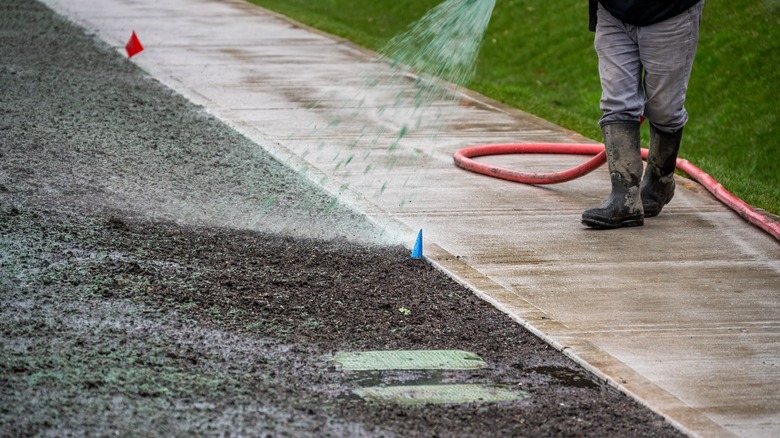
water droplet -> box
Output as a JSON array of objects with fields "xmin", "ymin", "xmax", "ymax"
[{"xmin": 398, "ymin": 124, "xmax": 409, "ymax": 139}]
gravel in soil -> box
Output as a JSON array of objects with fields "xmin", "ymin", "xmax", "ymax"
[{"xmin": 0, "ymin": 0, "xmax": 685, "ymax": 436}]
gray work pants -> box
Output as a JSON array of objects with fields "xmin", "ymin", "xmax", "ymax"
[{"xmin": 595, "ymin": 1, "xmax": 705, "ymax": 133}]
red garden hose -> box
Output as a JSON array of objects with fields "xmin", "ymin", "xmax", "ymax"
[{"xmin": 453, "ymin": 143, "xmax": 780, "ymax": 240}]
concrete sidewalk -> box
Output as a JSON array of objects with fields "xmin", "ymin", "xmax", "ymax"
[{"xmin": 43, "ymin": 0, "xmax": 780, "ymax": 436}]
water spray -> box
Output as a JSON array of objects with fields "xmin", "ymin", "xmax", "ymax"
[{"xmin": 379, "ymin": 0, "xmax": 496, "ymax": 87}]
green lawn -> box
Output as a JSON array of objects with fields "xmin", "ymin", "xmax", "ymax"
[{"xmin": 250, "ymin": 0, "xmax": 779, "ymax": 215}]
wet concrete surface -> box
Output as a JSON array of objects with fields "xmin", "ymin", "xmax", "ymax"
[{"xmin": 41, "ymin": 0, "xmax": 780, "ymax": 436}]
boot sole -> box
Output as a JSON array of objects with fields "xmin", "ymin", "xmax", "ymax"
[{"xmin": 581, "ymin": 216, "xmax": 644, "ymax": 229}]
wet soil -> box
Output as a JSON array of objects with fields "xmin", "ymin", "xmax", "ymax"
[{"xmin": 0, "ymin": 1, "xmax": 684, "ymax": 436}]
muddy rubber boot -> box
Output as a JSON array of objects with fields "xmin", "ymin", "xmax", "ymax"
[
  {"xmin": 582, "ymin": 121, "xmax": 644, "ymax": 229},
  {"xmin": 641, "ymin": 125, "xmax": 683, "ymax": 217}
]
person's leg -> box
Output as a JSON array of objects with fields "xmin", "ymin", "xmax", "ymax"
[
  {"xmin": 583, "ymin": 5, "xmax": 645, "ymax": 228},
  {"xmin": 639, "ymin": 1, "xmax": 704, "ymax": 132},
  {"xmin": 638, "ymin": 1, "xmax": 704, "ymax": 215},
  {"xmin": 594, "ymin": 5, "xmax": 644, "ymax": 127}
]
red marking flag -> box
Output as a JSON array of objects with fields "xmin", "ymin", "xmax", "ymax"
[{"xmin": 125, "ymin": 31, "xmax": 144, "ymax": 58}]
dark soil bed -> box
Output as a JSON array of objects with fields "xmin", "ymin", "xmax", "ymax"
[{"xmin": 0, "ymin": 0, "xmax": 684, "ymax": 436}]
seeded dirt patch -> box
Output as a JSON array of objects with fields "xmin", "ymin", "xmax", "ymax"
[{"xmin": 0, "ymin": 1, "xmax": 684, "ymax": 436}]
